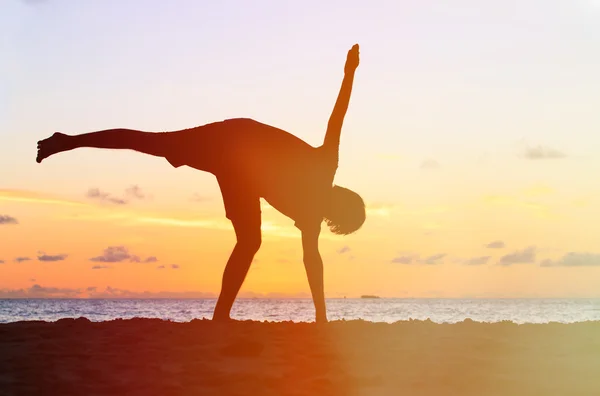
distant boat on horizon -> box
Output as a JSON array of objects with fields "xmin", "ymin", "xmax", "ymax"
[{"xmin": 360, "ymin": 295, "xmax": 381, "ymax": 299}]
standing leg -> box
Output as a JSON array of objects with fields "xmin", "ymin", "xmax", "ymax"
[{"xmin": 213, "ymin": 181, "xmax": 262, "ymax": 321}]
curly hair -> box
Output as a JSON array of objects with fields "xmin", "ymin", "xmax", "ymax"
[{"xmin": 324, "ymin": 185, "xmax": 366, "ymax": 235}]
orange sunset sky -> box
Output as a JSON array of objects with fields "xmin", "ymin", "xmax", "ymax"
[{"xmin": 1, "ymin": 0, "xmax": 600, "ymax": 298}]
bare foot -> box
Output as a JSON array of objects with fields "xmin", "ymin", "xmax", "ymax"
[
  {"xmin": 36, "ymin": 132, "xmax": 71, "ymax": 163},
  {"xmin": 212, "ymin": 312, "xmax": 235, "ymax": 323}
]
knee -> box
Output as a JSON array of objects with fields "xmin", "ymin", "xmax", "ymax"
[{"xmin": 237, "ymin": 232, "xmax": 261, "ymax": 254}]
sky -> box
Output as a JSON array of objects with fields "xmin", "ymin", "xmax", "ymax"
[{"xmin": 1, "ymin": 0, "xmax": 600, "ymax": 299}]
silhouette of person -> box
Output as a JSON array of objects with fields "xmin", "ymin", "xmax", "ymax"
[{"xmin": 36, "ymin": 44, "xmax": 364, "ymax": 323}]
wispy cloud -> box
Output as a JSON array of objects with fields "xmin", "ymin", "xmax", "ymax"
[
  {"xmin": 522, "ymin": 145, "xmax": 566, "ymax": 160},
  {"xmin": 132, "ymin": 215, "xmax": 317, "ymax": 239},
  {"xmin": 37, "ymin": 252, "xmax": 68, "ymax": 262},
  {"xmin": 0, "ymin": 190, "xmax": 87, "ymax": 207},
  {"xmin": 463, "ymin": 256, "xmax": 491, "ymax": 266},
  {"xmin": 92, "ymin": 265, "xmax": 113, "ymax": 270},
  {"xmin": 86, "ymin": 188, "xmax": 127, "ymax": 205},
  {"xmin": 541, "ymin": 252, "xmax": 600, "ymax": 267},
  {"xmin": 157, "ymin": 264, "xmax": 180, "ymax": 270},
  {"xmin": 134, "ymin": 216, "xmax": 232, "ymax": 230},
  {"xmin": 89, "ymin": 246, "xmax": 157, "ymax": 264},
  {"xmin": 14, "ymin": 257, "xmax": 31, "ymax": 263},
  {"xmin": 0, "ymin": 215, "xmax": 18, "ymax": 225},
  {"xmin": 420, "ymin": 159, "xmax": 441, "ymax": 170},
  {"xmin": 0, "ymin": 285, "xmax": 215, "ymax": 299},
  {"xmin": 391, "ymin": 253, "xmax": 446, "ymax": 265},
  {"xmin": 485, "ymin": 240, "xmax": 505, "ymax": 249},
  {"xmin": 337, "ymin": 245, "xmax": 351, "ymax": 254},
  {"xmin": 499, "ymin": 246, "xmax": 536, "ymax": 266},
  {"xmin": 420, "ymin": 253, "xmax": 446, "ymax": 265},
  {"xmin": 391, "ymin": 255, "xmax": 414, "ymax": 264},
  {"xmin": 125, "ymin": 185, "xmax": 146, "ymax": 200},
  {"xmin": 0, "ymin": 285, "xmax": 311, "ymax": 299},
  {"xmin": 0, "ymin": 284, "xmax": 81, "ymax": 298}
]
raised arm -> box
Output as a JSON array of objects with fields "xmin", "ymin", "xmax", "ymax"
[{"xmin": 322, "ymin": 44, "xmax": 360, "ymax": 159}]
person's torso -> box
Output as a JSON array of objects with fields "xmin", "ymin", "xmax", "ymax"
[{"xmin": 215, "ymin": 118, "xmax": 337, "ymax": 223}]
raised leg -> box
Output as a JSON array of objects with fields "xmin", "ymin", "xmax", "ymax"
[
  {"xmin": 213, "ymin": 211, "xmax": 262, "ymax": 321},
  {"xmin": 36, "ymin": 129, "xmax": 170, "ymax": 164}
]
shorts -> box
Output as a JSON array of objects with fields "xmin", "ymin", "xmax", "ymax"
[{"xmin": 217, "ymin": 174, "xmax": 262, "ymax": 228}]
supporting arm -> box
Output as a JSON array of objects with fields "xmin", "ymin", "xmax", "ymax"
[
  {"xmin": 301, "ymin": 226, "xmax": 327, "ymax": 323},
  {"xmin": 322, "ymin": 44, "xmax": 360, "ymax": 160}
]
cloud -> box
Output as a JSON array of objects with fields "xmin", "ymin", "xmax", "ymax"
[
  {"xmin": 0, "ymin": 215, "xmax": 18, "ymax": 225},
  {"xmin": 464, "ymin": 256, "xmax": 491, "ymax": 266},
  {"xmin": 391, "ymin": 255, "xmax": 414, "ymax": 264},
  {"xmin": 0, "ymin": 284, "xmax": 81, "ymax": 298},
  {"xmin": 133, "ymin": 215, "xmax": 311, "ymax": 239},
  {"xmin": 0, "ymin": 285, "xmax": 314, "ymax": 299},
  {"xmin": 391, "ymin": 254, "xmax": 446, "ymax": 265},
  {"xmin": 92, "ymin": 265, "xmax": 113, "ymax": 270},
  {"xmin": 486, "ymin": 240, "xmax": 505, "ymax": 249},
  {"xmin": 337, "ymin": 246, "xmax": 351, "ymax": 254},
  {"xmin": 0, "ymin": 285, "xmax": 217, "ymax": 299},
  {"xmin": 86, "ymin": 286, "xmax": 216, "ymax": 299},
  {"xmin": 125, "ymin": 185, "xmax": 145, "ymax": 200},
  {"xmin": 523, "ymin": 145, "xmax": 566, "ymax": 160},
  {"xmin": 420, "ymin": 159, "xmax": 441, "ymax": 170},
  {"xmin": 419, "ymin": 253, "xmax": 446, "ymax": 265},
  {"xmin": 14, "ymin": 257, "xmax": 31, "ymax": 263},
  {"xmin": 541, "ymin": 252, "xmax": 600, "ymax": 267},
  {"xmin": 37, "ymin": 253, "xmax": 68, "ymax": 262},
  {"xmin": 0, "ymin": 189, "xmax": 88, "ymax": 207},
  {"xmin": 89, "ymin": 246, "xmax": 157, "ymax": 264},
  {"xmin": 499, "ymin": 246, "xmax": 536, "ymax": 266},
  {"xmin": 157, "ymin": 264, "xmax": 180, "ymax": 270},
  {"xmin": 0, "ymin": 260, "xmax": 4, "ymax": 264},
  {"xmin": 90, "ymin": 246, "xmax": 131, "ymax": 262},
  {"xmin": 86, "ymin": 188, "xmax": 127, "ymax": 205}
]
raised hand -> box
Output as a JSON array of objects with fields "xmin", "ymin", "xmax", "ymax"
[{"xmin": 344, "ymin": 44, "xmax": 360, "ymax": 74}]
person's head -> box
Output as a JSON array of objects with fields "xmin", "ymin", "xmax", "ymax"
[{"xmin": 324, "ymin": 185, "xmax": 366, "ymax": 235}]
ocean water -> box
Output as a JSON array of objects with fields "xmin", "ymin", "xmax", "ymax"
[{"xmin": 1, "ymin": 298, "xmax": 600, "ymax": 324}]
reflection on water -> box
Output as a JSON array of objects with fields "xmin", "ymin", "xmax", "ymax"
[{"xmin": 1, "ymin": 298, "xmax": 599, "ymax": 324}]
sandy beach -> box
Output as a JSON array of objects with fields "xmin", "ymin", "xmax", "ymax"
[{"xmin": 0, "ymin": 318, "xmax": 599, "ymax": 396}]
